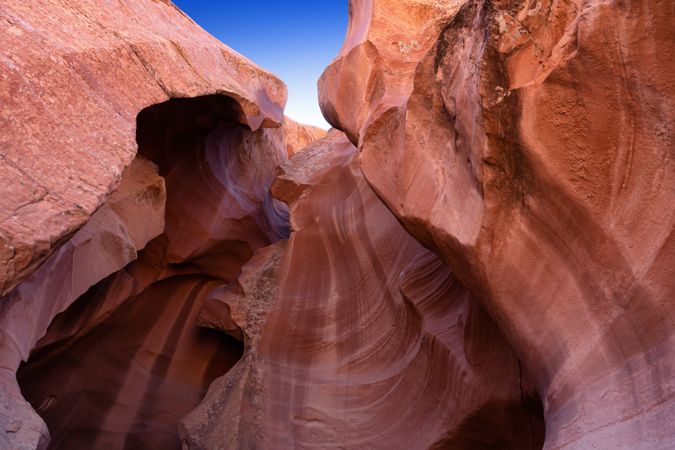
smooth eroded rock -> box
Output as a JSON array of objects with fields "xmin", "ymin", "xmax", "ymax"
[
  {"xmin": 319, "ymin": 1, "xmax": 675, "ymax": 448},
  {"xmin": 0, "ymin": 0, "xmax": 286, "ymax": 296},
  {"xmin": 180, "ymin": 130, "xmax": 544, "ymax": 449}
]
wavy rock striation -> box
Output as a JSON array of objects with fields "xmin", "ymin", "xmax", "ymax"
[
  {"xmin": 0, "ymin": 0, "xmax": 285, "ymax": 297},
  {"xmin": 14, "ymin": 94, "xmax": 291, "ymax": 449},
  {"xmin": 180, "ymin": 130, "xmax": 544, "ymax": 449},
  {"xmin": 0, "ymin": 0, "xmax": 303, "ymax": 448},
  {"xmin": 0, "ymin": 0, "xmax": 672, "ymax": 449},
  {"xmin": 320, "ymin": 1, "xmax": 675, "ymax": 449}
]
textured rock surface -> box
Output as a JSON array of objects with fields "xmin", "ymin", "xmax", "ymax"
[
  {"xmin": 14, "ymin": 94, "xmax": 290, "ymax": 449},
  {"xmin": 0, "ymin": 0, "xmax": 286, "ymax": 297},
  {"xmin": 0, "ymin": 158, "xmax": 165, "ymax": 450},
  {"xmin": 282, "ymin": 117, "xmax": 327, "ymax": 156},
  {"xmin": 0, "ymin": 0, "xmax": 291, "ymax": 448},
  {"xmin": 1, "ymin": 0, "xmax": 673, "ymax": 448},
  {"xmin": 180, "ymin": 130, "xmax": 544, "ymax": 449},
  {"xmin": 320, "ymin": 1, "xmax": 675, "ymax": 449}
]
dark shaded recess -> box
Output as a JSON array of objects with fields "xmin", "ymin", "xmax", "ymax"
[
  {"xmin": 17, "ymin": 95, "xmax": 258, "ymax": 450},
  {"xmin": 136, "ymin": 94, "xmax": 245, "ymax": 175},
  {"xmin": 18, "ymin": 275, "xmax": 243, "ymax": 450},
  {"xmin": 430, "ymin": 400, "xmax": 545, "ymax": 450},
  {"xmin": 460, "ymin": 300, "xmax": 546, "ymax": 450}
]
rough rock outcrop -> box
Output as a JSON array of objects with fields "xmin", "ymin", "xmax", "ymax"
[
  {"xmin": 0, "ymin": 0, "xmax": 285, "ymax": 297},
  {"xmin": 1, "ymin": 0, "xmax": 673, "ymax": 449},
  {"xmin": 282, "ymin": 117, "xmax": 327, "ymax": 156},
  {"xmin": 0, "ymin": 158, "xmax": 165, "ymax": 449},
  {"xmin": 0, "ymin": 0, "xmax": 291, "ymax": 448},
  {"xmin": 320, "ymin": 1, "xmax": 675, "ymax": 449},
  {"xmin": 180, "ymin": 130, "xmax": 544, "ymax": 449},
  {"xmin": 14, "ymin": 95, "xmax": 290, "ymax": 449}
]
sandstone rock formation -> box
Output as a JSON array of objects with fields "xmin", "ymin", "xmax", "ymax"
[
  {"xmin": 0, "ymin": 0, "xmax": 295, "ymax": 448},
  {"xmin": 282, "ymin": 117, "xmax": 327, "ymax": 156},
  {"xmin": 0, "ymin": 157, "xmax": 165, "ymax": 449},
  {"xmin": 0, "ymin": 0, "xmax": 285, "ymax": 298},
  {"xmin": 320, "ymin": 1, "xmax": 675, "ymax": 449},
  {"xmin": 14, "ymin": 94, "xmax": 291, "ymax": 449},
  {"xmin": 180, "ymin": 130, "xmax": 544, "ymax": 449},
  {"xmin": 0, "ymin": 0, "xmax": 673, "ymax": 449}
]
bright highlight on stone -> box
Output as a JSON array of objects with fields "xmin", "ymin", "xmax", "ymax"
[{"xmin": 0, "ymin": 1, "xmax": 673, "ymax": 449}]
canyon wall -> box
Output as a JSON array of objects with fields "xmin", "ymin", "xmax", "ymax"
[
  {"xmin": 320, "ymin": 0, "xmax": 675, "ymax": 449},
  {"xmin": 282, "ymin": 117, "xmax": 327, "ymax": 156},
  {"xmin": 0, "ymin": 0, "xmax": 303, "ymax": 448},
  {"xmin": 180, "ymin": 130, "xmax": 544, "ymax": 449},
  {"xmin": 0, "ymin": 0, "xmax": 672, "ymax": 449},
  {"xmin": 0, "ymin": 0, "xmax": 286, "ymax": 298},
  {"xmin": 13, "ymin": 95, "xmax": 290, "ymax": 449}
]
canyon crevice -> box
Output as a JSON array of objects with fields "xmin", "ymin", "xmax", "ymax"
[
  {"xmin": 0, "ymin": 0, "xmax": 673, "ymax": 450},
  {"xmin": 320, "ymin": 1, "xmax": 675, "ymax": 449},
  {"xmin": 180, "ymin": 129, "xmax": 545, "ymax": 449}
]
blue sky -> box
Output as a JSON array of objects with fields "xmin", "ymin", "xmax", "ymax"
[{"xmin": 173, "ymin": 1, "xmax": 348, "ymax": 129}]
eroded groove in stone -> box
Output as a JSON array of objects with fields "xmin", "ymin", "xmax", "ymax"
[
  {"xmin": 15, "ymin": 93, "xmax": 293, "ymax": 449},
  {"xmin": 0, "ymin": 0, "xmax": 286, "ymax": 299},
  {"xmin": 18, "ymin": 275, "xmax": 243, "ymax": 450},
  {"xmin": 180, "ymin": 130, "xmax": 544, "ymax": 449},
  {"xmin": 319, "ymin": 1, "xmax": 675, "ymax": 449},
  {"xmin": 1, "ymin": 0, "xmax": 672, "ymax": 448},
  {"xmin": 0, "ymin": 157, "xmax": 166, "ymax": 450}
]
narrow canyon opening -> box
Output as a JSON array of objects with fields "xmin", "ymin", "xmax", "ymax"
[
  {"xmin": 16, "ymin": 94, "xmax": 288, "ymax": 449},
  {"xmin": 12, "ymin": 93, "xmax": 547, "ymax": 450},
  {"xmin": 17, "ymin": 275, "xmax": 244, "ymax": 449},
  {"xmin": 1, "ymin": 0, "xmax": 672, "ymax": 448}
]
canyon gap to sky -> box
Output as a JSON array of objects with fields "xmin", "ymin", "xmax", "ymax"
[{"xmin": 172, "ymin": 0, "xmax": 348, "ymax": 129}]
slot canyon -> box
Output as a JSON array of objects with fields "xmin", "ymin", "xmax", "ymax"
[{"xmin": 0, "ymin": 0, "xmax": 672, "ymax": 449}]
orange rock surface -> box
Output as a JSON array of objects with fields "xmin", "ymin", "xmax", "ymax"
[
  {"xmin": 0, "ymin": 0, "xmax": 673, "ymax": 449},
  {"xmin": 1, "ymin": 157, "xmax": 166, "ymax": 449},
  {"xmin": 0, "ymin": 0, "xmax": 293, "ymax": 448},
  {"xmin": 14, "ymin": 94, "xmax": 290, "ymax": 449},
  {"xmin": 282, "ymin": 117, "xmax": 327, "ymax": 156},
  {"xmin": 320, "ymin": 1, "xmax": 675, "ymax": 449},
  {"xmin": 0, "ymin": 0, "xmax": 285, "ymax": 297},
  {"xmin": 181, "ymin": 130, "xmax": 544, "ymax": 449}
]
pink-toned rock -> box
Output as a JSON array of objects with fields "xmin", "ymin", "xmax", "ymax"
[
  {"xmin": 2, "ymin": 0, "xmax": 672, "ymax": 448},
  {"xmin": 282, "ymin": 117, "xmax": 327, "ymax": 156},
  {"xmin": 0, "ymin": 0, "xmax": 291, "ymax": 448},
  {"xmin": 180, "ymin": 130, "xmax": 544, "ymax": 449},
  {"xmin": 320, "ymin": 1, "xmax": 675, "ymax": 449},
  {"xmin": 0, "ymin": 0, "xmax": 286, "ymax": 297},
  {"xmin": 14, "ymin": 93, "xmax": 291, "ymax": 449},
  {"xmin": 0, "ymin": 157, "xmax": 165, "ymax": 450}
]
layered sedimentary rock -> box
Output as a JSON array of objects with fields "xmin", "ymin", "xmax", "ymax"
[
  {"xmin": 180, "ymin": 130, "xmax": 544, "ymax": 449},
  {"xmin": 0, "ymin": 0, "xmax": 295, "ymax": 448},
  {"xmin": 282, "ymin": 117, "xmax": 327, "ymax": 156},
  {"xmin": 320, "ymin": 1, "xmax": 675, "ymax": 449},
  {"xmin": 0, "ymin": 0, "xmax": 285, "ymax": 297},
  {"xmin": 2, "ymin": 0, "xmax": 673, "ymax": 449},
  {"xmin": 0, "ymin": 158, "xmax": 165, "ymax": 449},
  {"xmin": 14, "ymin": 95, "xmax": 291, "ymax": 449}
]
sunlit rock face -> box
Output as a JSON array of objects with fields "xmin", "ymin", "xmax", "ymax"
[
  {"xmin": 0, "ymin": 0, "xmax": 293, "ymax": 448},
  {"xmin": 320, "ymin": 1, "xmax": 675, "ymax": 449},
  {"xmin": 0, "ymin": 0, "xmax": 286, "ymax": 298},
  {"xmin": 180, "ymin": 130, "xmax": 545, "ymax": 450},
  {"xmin": 1, "ymin": 0, "xmax": 672, "ymax": 448},
  {"xmin": 15, "ymin": 95, "xmax": 290, "ymax": 449},
  {"xmin": 282, "ymin": 117, "xmax": 327, "ymax": 156}
]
